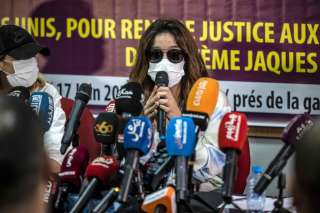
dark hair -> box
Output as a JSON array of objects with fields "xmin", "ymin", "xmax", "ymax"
[
  {"xmin": 129, "ymin": 18, "xmax": 208, "ymax": 107},
  {"xmin": 0, "ymin": 96, "xmax": 49, "ymax": 208},
  {"xmin": 294, "ymin": 123, "xmax": 320, "ymax": 213}
]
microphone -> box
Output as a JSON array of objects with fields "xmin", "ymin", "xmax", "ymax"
[
  {"xmin": 7, "ymin": 86, "xmax": 30, "ymax": 103},
  {"xmin": 218, "ymin": 112, "xmax": 248, "ymax": 202},
  {"xmin": 60, "ymin": 83, "xmax": 92, "ymax": 154},
  {"xmin": 118, "ymin": 116, "xmax": 153, "ymax": 203},
  {"xmin": 141, "ymin": 186, "xmax": 176, "ymax": 213},
  {"xmin": 254, "ymin": 113, "xmax": 314, "ymax": 195},
  {"xmin": 115, "ymin": 82, "xmax": 144, "ymax": 160},
  {"xmin": 70, "ymin": 155, "xmax": 119, "ymax": 213},
  {"xmin": 155, "ymin": 71, "xmax": 168, "ymax": 142},
  {"xmin": 166, "ymin": 116, "xmax": 196, "ymax": 202},
  {"xmin": 115, "ymin": 81, "xmax": 144, "ymax": 117},
  {"xmin": 182, "ymin": 77, "xmax": 220, "ymax": 192},
  {"xmin": 54, "ymin": 146, "xmax": 89, "ymax": 210},
  {"xmin": 29, "ymin": 92, "xmax": 55, "ymax": 132},
  {"xmin": 183, "ymin": 77, "xmax": 219, "ymax": 131},
  {"xmin": 94, "ymin": 112, "xmax": 119, "ymax": 155}
]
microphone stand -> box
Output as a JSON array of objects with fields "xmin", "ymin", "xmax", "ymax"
[{"xmin": 272, "ymin": 173, "xmax": 291, "ymax": 213}]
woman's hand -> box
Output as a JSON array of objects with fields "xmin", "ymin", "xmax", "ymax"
[
  {"xmin": 143, "ymin": 86, "xmax": 160, "ymax": 120},
  {"xmin": 156, "ymin": 86, "xmax": 181, "ymax": 119}
]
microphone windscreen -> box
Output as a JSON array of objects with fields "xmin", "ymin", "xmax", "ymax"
[
  {"xmin": 75, "ymin": 83, "xmax": 92, "ymax": 103},
  {"xmin": 123, "ymin": 115, "xmax": 152, "ymax": 155},
  {"xmin": 166, "ymin": 117, "xmax": 196, "ymax": 157},
  {"xmin": 85, "ymin": 155, "xmax": 119, "ymax": 184},
  {"xmin": 281, "ymin": 113, "xmax": 314, "ymax": 145},
  {"xmin": 155, "ymin": 71, "xmax": 169, "ymax": 86},
  {"xmin": 218, "ymin": 112, "xmax": 248, "ymax": 153},
  {"xmin": 115, "ymin": 82, "xmax": 144, "ymax": 116},
  {"xmin": 186, "ymin": 77, "xmax": 219, "ymax": 116},
  {"xmin": 59, "ymin": 146, "xmax": 90, "ymax": 188},
  {"xmin": 29, "ymin": 92, "xmax": 54, "ymax": 132},
  {"xmin": 94, "ymin": 112, "xmax": 119, "ymax": 145},
  {"xmin": 7, "ymin": 86, "xmax": 30, "ymax": 103}
]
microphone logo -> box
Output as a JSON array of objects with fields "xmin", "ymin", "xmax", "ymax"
[
  {"xmin": 91, "ymin": 156, "xmax": 115, "ymax": 168},
  {"xmin": 66, "ymin": 148, "xmax": 77, "ymax": 167},
  {"xmin": 174, "ymin": 119, "xmax": 188, "ymax": 149},
  {"xmin": 127, "ymin": 119, "xmax": 145, "ymax": 142},
  {"xmin": 117, "ymin": 88, "xmax": 133, "ymax": 98},
  {"xmin": 225, "ymin": 113, "xmax": 241, "ymax": 142},
  {"xmin": 29, "ymin": 94, "xmax": 42, "ymax": 114},
  {"xmin": 296, "ymin": 119, "xmax": 314, "ymax": 141},
  {"xmin": 95, "ymin": 121, "xmax": 114, "ymax": 135},
  {"xmin": 192, "ymin": 79, "xmax": 208, "ymax": 106}
]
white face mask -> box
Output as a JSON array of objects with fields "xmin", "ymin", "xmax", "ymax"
[
  {"xmin": 6, "ymin": 57, "xmax": 39, "ymax": 87},
  {"xmin": 148, "ymin": 59, "xmax": 185, "ymax": 88}
]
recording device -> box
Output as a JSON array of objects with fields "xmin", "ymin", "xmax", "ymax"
[
  {"xmin": 118, "ymin": 116, "xmax": 153, "ymax": 203},
  {"xmin": 29, "ymin": 92, "xmax": 54, "ymax": 132},
  {"xmin": 94, "ymin": 112, "xmax": 119, "ymax": 156},
  {"xmin": 218, "ymin": 112, "xmax": 248, "ymax": 202},
  {"xmin": 54, "ymin": 146, "xmax": 89, "ymax": 211},
  {"xmin": 69, "ymin": 155, "xmax": 119, "ymax": 213},
  {"xmin": 7, "ymin": 86, "xmax": 30, "ymax": 103},
  {"xmin": 166, "ymin": 116, "xmax": 196, "ymax": 202},
  {"xmin": 115, "ymin": 81, "xmax": 144, "ymax": 160},
  {"xmin": 60, "ymin": 83, "xmax": 92, "ymax": 154},
  {"xmin": 155, "ymin": 71, "xmax": 169, "ymax": 142},
  {"xmin": 254, "ymin": 113, "xmax": 314, "ymax": 195}
]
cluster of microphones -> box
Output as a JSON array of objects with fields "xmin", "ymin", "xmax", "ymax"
[{"xmin": 7, "ymin": 72, "xmax": 315, "ymax": 213}]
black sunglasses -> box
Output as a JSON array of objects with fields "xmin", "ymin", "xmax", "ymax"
[{"xmin": 146, "ymin": 48, "xmax": 185, "ymax": 64}]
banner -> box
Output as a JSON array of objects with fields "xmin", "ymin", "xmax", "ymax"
[{"xmin": 1, "ymin": 0, "xmax": 320, "ymax": 126}]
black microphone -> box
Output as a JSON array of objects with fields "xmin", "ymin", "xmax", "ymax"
[
  {"xmin": 93, "ymin": 112, "xmax": 119, "ymax": 156},
  {"xmin": 60, "ymin": 83, "xmax": 92, "ymax": 154},
  {"xmin": 115, "ymin": 82, "xmax": 144, "ymax": 160},
  {"xmin": 254, "ymin": 113, "xmax": 314, "ymax": 195},
  {"xmin": 155, "ymin": 71, "xmax": 168, "ymax": 143}
]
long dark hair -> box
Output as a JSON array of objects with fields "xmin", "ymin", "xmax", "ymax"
[{"xmin": 129, "ymin": 18, "xmax": 208, "ymax": 107}]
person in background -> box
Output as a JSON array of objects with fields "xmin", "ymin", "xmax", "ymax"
[
  {"xmin": 0, "ymin": 25, "xmax": 66, "ymax": 173},
  {"xmin": 130, "ymin": 19, "xmax": 231, "ymax": 189},
  {"xmin": 294, "ymin": 123, "xmax": 320, "ymax": 213},
  {"xmin": 0, "ymin": 96, "xmax": 50, "ymax": 213}
]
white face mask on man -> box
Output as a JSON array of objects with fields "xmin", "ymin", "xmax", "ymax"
[
  {"xmin": 147, "ymin": 58, "xmax": 185, "ymax": 88},
  {"xmin": 6, "ymin": 57, "xmax": 39, "ymax": 87}
]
